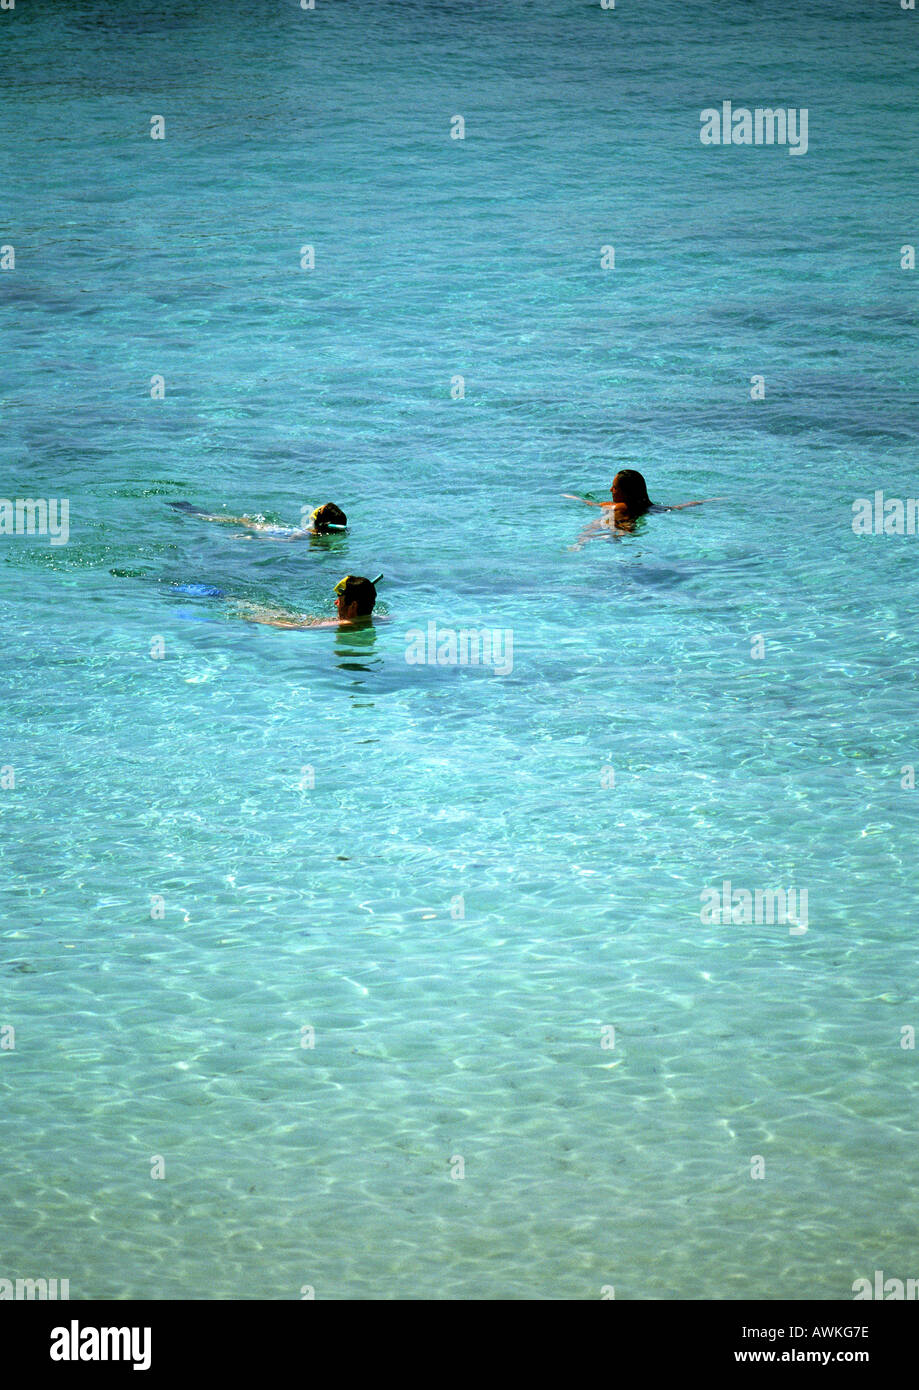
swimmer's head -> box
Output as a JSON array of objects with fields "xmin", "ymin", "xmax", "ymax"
[
  {"xmin": 611, "ymin": 470, "xmax": 652, "ymax": 513},
  {"xmin": 333, "ymin": 574, "xmax": 376, "ymax": 621},
  {"xmin": 310, "ymin": 502, "xmax": 348, "ymax": 533}
]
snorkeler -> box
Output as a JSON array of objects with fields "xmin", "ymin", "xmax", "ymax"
[
  {"xmin": 240, "ymin": 574, "xmax": 381, "ymax": 630},
  {"xmin": 168, "ymin": 499, "xmax": 347, "ymax": 538},
  {"xmin": 565, "ymin": 469, "xmax": 723, "ymax": 544}
]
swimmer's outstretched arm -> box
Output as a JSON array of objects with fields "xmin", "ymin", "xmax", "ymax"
[
  {"xmin": 653, "ymin": 497, "xmax": 727, "ymax": 511},
  {"xmin": 565, "ymin": 494, "xmax": 726, "ymax": 512},
  {"xmin": 563, "ymin": 494, "xmax": 612, "ymax": 508}
]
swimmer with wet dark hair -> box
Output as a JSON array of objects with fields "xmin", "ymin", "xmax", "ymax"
[
  {"xmin": 309, "ymin": 503, "xmax": 348, "ymax": 533},
  {"xmin": 169, "ymin": 499, "xmax": 347, "ymax": 539},
  {"xmin": 239, "ymin": 574, "xmax": 381, "ymax": 630},
  {"xmin": 565, "ymin": 470, "xmax": 723, "ymax": 545}
]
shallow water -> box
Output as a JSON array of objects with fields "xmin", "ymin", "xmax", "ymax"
[{"xmin": 2, "ymin": 0, "xmax": 919, "ymax": 1299}]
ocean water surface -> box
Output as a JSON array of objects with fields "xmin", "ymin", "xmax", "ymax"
[{"xmin": 2, "ymin": 0, "xmax": 918, "ymax": 1298}]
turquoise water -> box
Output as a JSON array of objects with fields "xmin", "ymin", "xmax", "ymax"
[{"xmin": 2, "ymin": 0, "xmax": 919, "ymax": 1299}]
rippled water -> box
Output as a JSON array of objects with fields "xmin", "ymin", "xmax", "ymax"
[{"xmin": 2, "ymin": 0, "xmax": 918, "ymax": 1299}]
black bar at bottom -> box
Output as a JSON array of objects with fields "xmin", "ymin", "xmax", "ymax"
[{"xmin": 5, "ymin": 1298, "xmax": 917, "ymax": 1378}]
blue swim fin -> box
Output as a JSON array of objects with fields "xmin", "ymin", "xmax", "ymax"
[{"xmin": 170, "ymin": 583, "xmax": 225, "ymax": 598}]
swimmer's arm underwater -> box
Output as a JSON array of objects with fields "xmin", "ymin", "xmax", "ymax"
[{"xmin": 652, "ymin": 497, "xmax": 726, "ymax": 511}]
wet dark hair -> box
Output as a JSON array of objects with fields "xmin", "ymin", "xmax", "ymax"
[
  {"xmin": 611, "ymin": 470, "xmax": 652, "ymax": 512},
  {"xmin": 312, "ymin": 502, "xmax": 347, "ymax": 532},
  {"xmin": 335, "ymin": 575, "xmax": 376, "ymax": 616}
]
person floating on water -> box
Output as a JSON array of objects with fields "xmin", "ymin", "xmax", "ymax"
[
  {"xmin": 169, "ymin": 499, "xmax": 347, "ymax": 539},
  {"xmin": 240, "ymin": 574, "xmax": 381, "ymax": 630},
  {"xmin": 565, "ymin": 469, "xmax": 723, "ymax": 545}
]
